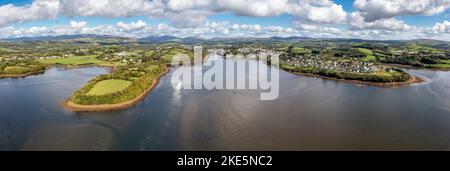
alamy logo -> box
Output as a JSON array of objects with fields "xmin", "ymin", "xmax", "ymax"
[{"xmin": 170, "ymin": 46, "xmax": 280, "ymax": 100}]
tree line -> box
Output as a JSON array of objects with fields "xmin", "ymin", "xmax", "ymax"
[
  {"xmin": 0, "ymin": 60, "xmax": 48, "ymax": 75},
  {"xmin": 281, "ymin": 64, "xmax": 411, "ymax": 83},
  {"xmin": 70, "ymin": 63, "xmax": 167, "ymax": 105}
]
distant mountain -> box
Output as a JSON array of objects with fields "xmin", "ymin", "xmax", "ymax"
[
  {"xmin": 138, "ymin": 35, "xmax": 181, "ymax": 43},
  {"xmin": 5, "ymin": 34, "xmax": 256, "ymax": 43},
  {"xmin": 3, "ymin": 34, "xmax": 130, "ymax": 42},
  {"xmin": 138, "ymin": 35, "xmax": 206, "ymax": 43},
  {"xmin": 206, "ymin": 36, "xmax": 314, "ymax": 43},
  {"xmin": 2, "ymin": 34, "xmax": 448, "ymax": 44},
  {"xmin": 268, "ymin": 36, "xmax": 313, "ymax": 41},
  {"xmin": 182, "ymin": 36, "xmax": 206, "ymax": 43},
  {"xmin": 406, "ymin": 39, "xmax": 450, "ymax": 44},
  {"xmin": 209, "ymin": 37, "xmax": 259, "ymax": 42}
]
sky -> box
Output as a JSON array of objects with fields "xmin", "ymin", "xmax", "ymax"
[{"xmin": 0, "ymin": 0, "xmax": 449, "ymax": 40}]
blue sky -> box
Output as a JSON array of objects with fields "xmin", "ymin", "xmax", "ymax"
[{"xmin": 0, "ymin": 0, "xmax": 449, "ymax": 40}]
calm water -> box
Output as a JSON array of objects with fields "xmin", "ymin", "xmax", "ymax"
[{"xmin": 0, "ymin": 57, "xmax": 450, "ymax": 151}]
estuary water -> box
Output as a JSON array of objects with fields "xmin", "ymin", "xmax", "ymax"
[{"xmin": 0, "ymin": 57, "xmax": 450, "ymax": 150}]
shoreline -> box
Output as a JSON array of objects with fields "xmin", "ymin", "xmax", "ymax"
[
  {"xmin": 385, "ymin": 63, "xmax": 450, "ymax": 71},
  {"xmin": 49, "ymin": 63, "xmax": 117, "ymax": 71},
  {"xmin": 0, "ymin": 69, "xmax": 47, "ymax": 79},
  {"xmin": 62, "ymin": 68, "xmax": 169, "ymax": 112},
  {"xmin": 163, "ymin": 54, "xmax": 210, "ymax": 66},
  {"xmin": 0, "ymin": 63, "xmax": 116, "ymax": 79},
  {"xmin": 287, "ymin": 71, "xmax": 425, "ymax": 88}
]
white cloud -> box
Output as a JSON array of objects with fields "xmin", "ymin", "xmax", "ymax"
[
  {"xmin": 0, "ymin": 21, "xmax": 295, "ymax": 39},
  {"xmin": 300, "ymin": 0, "xmax": 334, "ymax": 7},
  {"xmin": 70, "ymin": 21, "xmax": 87, "ymax": 29},
  {"xmin": 215, "ymin": 0, "xmax": 289, "ymax": 17},
  {"xmin": 354, "ymin": 0, "xmax": 450, "ymax": 22},
  {"xmin": 432, "ymin": 20, "xmax": 450, "ymax": 33},
  {"xmin": 0, "ymin": 0, "xmax": 347, "ymax": 28},
  {"xmin": 295, "ymin": 24, "xmax": 319, "ymax": 31},
  {"xmin": 163, "ymin": 0, "xmax": 345, "ymax": 26},
  {"xmin": 166, "ymin": 0, "xmax": 213, "ymax": 12},
  {"xmin": 240, "ymin": 24, "xmax": 262, "ymax": 32},
  {"xmin": 2, "ymin": 19, "xmax": 450, "ymax": 41},
  {"xmin": 164, "ymin": 0, "xmax": 291, "ymax": 27},
  {"xmin": 116, "ymin": 20, "xmax": 147, "ymax": 31},
  {"xmin": 289, "ymin": 0, "xmax": 348, "ymax": 24},
  {"xmin": 349, "ymin": 12, "xmax": 413, "ymax": 31},
  {"xmin": 294, "ymin": 22, "xmax": 345, "ymax": 38},
  {"xmin": 165, "ymin": 0, "xmax": 289, "ymax": 17},
  {"xmin": 0, "ymin": 0, "xmax": 60, "ymax": 27},
  {"xmin": 0, "ymin": 0, "xmax": 165, "ymax": 27},
  {"xmin": 166, "ymin": 10, "xmax": 212, "ymax": 27},
  {"xmin": 3, "ymin": 26, "xmax": 52, "ymax": 38},
  {"xmin": 61, "ymin": 0, "xmax": 165, "ymax": 18},
  {"xmin": 0, "ymin": 0, "xmax": 449, "ymax": 41},
  {"xmin": 306, "ymin": 3, "xmax": 347, "ymax": 23},
  {"xmin": 265, "ymin": 26, "xmax": 284, "ymax": 32}
]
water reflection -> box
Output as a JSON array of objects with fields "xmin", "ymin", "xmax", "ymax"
[{"xmin": 0, "ymin": 59, "xmax": 450, "ymax": 150}]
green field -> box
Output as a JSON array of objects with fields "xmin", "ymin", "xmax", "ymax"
[
  {"xmin": 145, "ymin": 51, "xmax": 154, "ymax": 57},
  {"xmin": 115, "ymin": 51, "xmax": 140, "ymax": 56},
  {"xmin": 357, "ymin": 48, "xmax": 377, "ymax": 62},
  {"xmin": 426, "ymin": 60, "xmax": 450, "ymax": 68},
  {"xmin": 428, "ymin": 63, "xmax": 450, "ymax": 68},
  {"xmin": 86, "ymin": 79, "xmax": 132, "ymax": 96},
  {"xmin": 441, "ymin": 60, "xmax": 450, "ymax": 64},
  {"xmin": 39, "ymin": 55, "xmax": 117, "ymax": 66},
  {"xmin": 291, "ymin": 47, "xmax": 311, "ymax": 54},
  {"xmin": 373, "ymin": 72, "xmax": 394, "ymax": 77},
  {"xmin": 2, "ymin": 66, "xmax": 29, "ymax": 74},
  {"xmin": 407, "ymin": 43, "xmax": 435, "ymax": 50},
  {"xmin": 280, "ymin": 64, "xmax": 297, "ymax": 70},
  {"xmin": 162, "ymin": 48, "xmax": 193, "ymax": 62},
  {"xmin": 145, "ymin": 65, "xmax": 159, "ymax": 72},
  {"xmin": 0, "ymin": 47, "xmax": 15, "ymax": 52}
]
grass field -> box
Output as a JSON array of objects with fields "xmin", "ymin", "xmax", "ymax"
[
  {"xmin": 86, "ymin": 79, "xmax": 132, "ymax": 96},
  {"xmin": 357, "ymin": 48, "xmax": 377, "ymax": 62},
  {"xmin": 280, "ymin": 64, "xmax": 297, "ymax": 70},
  {"xmin": 115, "ymin": 51, "xmax": 140, "ymax": 56},
  {"xmin": 407, "ymin": 43, "xmax": 444, "ymax": 53},
  {"xmin": 162, "ymin": 48, "xmax": 193, "ymax": 62},
  {"xmin": 428, "ymin": 63, "xmax": 450, "ymax": 68},
  {"xmin": 145, "ymin": 65, "xmax": 159, "ymax": 72},
  {"xmin": 441, "ymin": 60, "xmax": 450, "ymax": 64},
  {"xmin": 145, "ymin": 51, "xmax": 154, "ymax": 56},
  {"xmin": 291, "ymin": 47, "xmax": 311, "ymax": 54},
  {"xmin": 373, "ymin": 72, "xmax": 394, "ymax": 77},
  {"xmin": 0, "ymin": 47, "xmax": 15, "ymax": 52},
  {"xmin": 278, "ymin": 47, "xmax": 312, "ymax": 54},
  {"xmin": 407, "ymin": 43, "xmax": 435, "ymax": 50},
  {"xmin": 426, "ymin": 60, "xmax": 450, "ymax": 68},
  {"xmin": 39, "ymin": 55, "xmax": 117, "ymax": 66}
]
